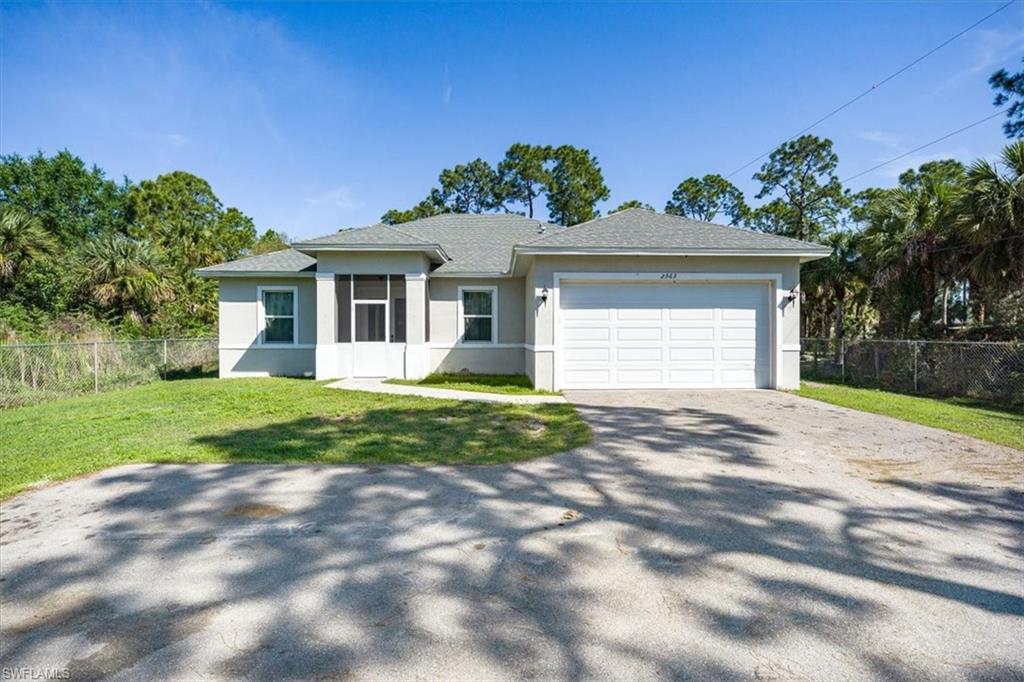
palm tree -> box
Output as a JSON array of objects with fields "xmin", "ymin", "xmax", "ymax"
[
  {"xmin": 0, "ymin": 207, "xmax": 55, "ymax": 293},
  {"xmin": 79, "ymin": 234, "xmax": 172, "ymax": 324},
  {"xmin": 802, "ymin": 229, "xmax": 864, "ymax": 342},
  {"xmin": 864, "ymin": 178, "xmax": 962, "ymax": 333},
  {"xmin": 960, "ymin": 140, "xmax": 1024, "ymax": 313}
]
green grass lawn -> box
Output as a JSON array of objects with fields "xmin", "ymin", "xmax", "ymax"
[
  {"xmin": 386, "ymin": 373, "xmax": 559, "ymax": 396},
  {"xmin": 0, "ymin": 377, "xmax": 591, "ymax": 499},
  {"xmin": 794, "ymin": 381, "xmax": 1023, "ymax": 450}
]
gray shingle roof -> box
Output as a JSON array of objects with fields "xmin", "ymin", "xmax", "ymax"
[
  {"xmin": 520, "ymin": 208, "xmax": 832, "ymax": 253},
  {"xmin": 195, "ymin": 248, "xmax": 316, "ymax": 276},
  {"xmin": 384, "ymin": 214, "xmax": 554, "ymax": 273},
  {"xmin": 293, "ymin": 223, "xmax": 438, "ymax": 247},
  {"xmin": 293, "ymin": 213, "xmax": 555, "ymax": 274},
  {"xmin": 198, "ymin": 210, "xmax": 828, "ymax": 277}
]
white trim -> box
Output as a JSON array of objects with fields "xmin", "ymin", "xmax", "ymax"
[
  {"xmin": 515, "ymin": 247, "xmax": 828, "ymax": 258},
  {"xmin": 524, "ymin": 344, "xmax": 555, "ymax": 352},
  {"xmin": 314, "ymin": 272, "xmax": 335, "ymax": 282},
  {"xmin": 256, "ymin": 285, "xmax": 299, "ymax": 346},
  {"xmin": 404, "ymin": 272, "xmax": 428, "ymax": 281},
  {"xmin": 198, "ymin": 271, "xmax": 315, "ymax": 279},
  {"xmin": 551, "ymin": 272, "xmax": 785, "ymax": 391},
  {"xmin": 429, "ymin": 271, "xmax": 511, "ymax": 278},
  {"xmin": 509, "ymin": 247, "xmax": 828, "ymax": 275},
  {"xmin": 782, "ymin": 343, "xmax": 801, "ymax": 351},
  {"xmin": 221, "ymin": 344, "xmax": 315, "ymax": 350},
  {"xmin": 457, "ymin": 285, "xmax": 498, "ymax": 345},
  {"xmin": 291, "ymin": 244, "xmax": 450, "ymax": 262},
  {"xmin": 429, "ymin": 342, "xmax": 523, "ymax": 350}
]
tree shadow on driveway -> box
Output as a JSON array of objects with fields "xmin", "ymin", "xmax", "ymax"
[{"xmin": 2, "ymin": 395, "xmax": 1022, "ymax": 679}]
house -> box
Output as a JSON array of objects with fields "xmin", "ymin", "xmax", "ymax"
[{"xmin": 196, "ymin": 209, "xmax": 830, "ymax": 390}]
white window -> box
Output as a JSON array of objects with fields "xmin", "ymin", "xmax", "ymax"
[
  {"xmin": 458, "ymin": 286, "xmax": 497, "ymax": 344},
  {"xmin": 257, "ymin": 286, "xmax": 298, "ymax": 345}
]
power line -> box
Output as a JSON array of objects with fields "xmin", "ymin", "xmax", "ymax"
[
  {"xmin": 724, "ymin": 0, "xmax": 1018, "ymax": 180},
  {"xmin": 770, "ymin": 107, "xmax": 1008, "ymax": 219},
  {"xmin": 841, "ymin": 110, "xmax": 1006, "ymax": 184}
]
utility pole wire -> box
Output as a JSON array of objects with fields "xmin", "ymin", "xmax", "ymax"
[
  {"xmin": 840, "ymin": 110, "xmax": 1007, "ymax": 184},
  {"xmin": 724, "ymin": 0, "xmax": 1018, "ymax": 180},
  {"xmin": 765, "ymin": 108, "xmax": 1008, "ymax": 224}
]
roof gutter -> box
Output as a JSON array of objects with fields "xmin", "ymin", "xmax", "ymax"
[
  {"xmin": 511, "ymin": 246, "xmax": 830, "ymax": 268},
  {"xmin": 195, "ymin": 270, "xmax": 317, "ymax": 279}
]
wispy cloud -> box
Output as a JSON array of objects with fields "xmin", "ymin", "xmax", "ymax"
[
  {"xmin": 934, "ymin": 25, "xmax": 1024, "ymax": 93},
  {"xmin": 306, "ymin": 185, "xmax": 365, "ymax": 211},
  {"xmin": 858, "ymin": 130, "xmax": 904, "ymax": 151},
  {"xmin": 165, "ymin": 133, "xmax": 189, "ymax": 147},
  {"xmin": 442, "ymin": 63, "xmax": 453, "ymax": 105},
  {"xmin": 857, "ymin": 130, "xmax": 981, "ymax": 179}
]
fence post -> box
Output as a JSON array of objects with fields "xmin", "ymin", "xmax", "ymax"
[
  {"xmin": 913, "ymin": 341, "xmax": 919, "ymax": 393},
  {"xmin": 163, "ymin": 339, "xmax": 169, "ymax": 369},
  {"xmin": 840, "ymin": 338, "xmax": 846, "ymax": 383},
  {"xmin": 93, "ymin": 341, "xmax": 99, "ymax": 394}
]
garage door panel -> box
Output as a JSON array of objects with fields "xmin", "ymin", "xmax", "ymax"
[
  {"xmin": 563, "ymin": 368, "xmax": 612, "ymax": 385},
  {"xmin": 720, "ymin": 347, "xmax": 757, "ymax": 361},
  {"xmin": 669, "ymin": 327, "xmax": 714, "ymax": 341},
  {"xmin": 559, "ymin": 282, "xmax": 770, "ymax": 389},
  {"xmin": 721, "ymin": 327, "xmax": 757, "ymax": 341},
  {"xmin": 668, "ymin": 368, "xmax": 716, "ymax": 384},
  {"xmin": 616, "ymin": 368, "xmax": 663, "ymax": 384},
  {"xmin": 720, "ymin": 308, "xmax": 757, "ymax": 321},
  {"xmin": 563, "ymin": 308, "xmax": 610, "ymax": 321},
  {"xmin": 668, "ymin": 308, "xmax": 714, "ymax": 321},
  {"xmin": 564, "ymin": 347, "xmax": 611, "ymax": 362},
  {"xmin": 617, "ymin": 327, "xmax": 662, "ymax": 342},
  {"xmin": 616, "ymin": 346, "xmax": 663, "ymax": 362},
  {"xmin": 668, "ymin": 346, "xmax": 715, "ymax": 362},
  {"xmin": 616, "ymin": 308, "xmax": 662, "ymax": 321},
  {"xmin": 721, "ymin": 368, "xmax": 758, "ymax": 384},
  {"xmin": 564, "ymin": 326, "xmax": 610, "ymax": 342}
]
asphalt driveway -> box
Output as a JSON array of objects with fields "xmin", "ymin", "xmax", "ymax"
[{"xmin": 2, "ymin": 390, "xmax": 1022, "ymax": 680}]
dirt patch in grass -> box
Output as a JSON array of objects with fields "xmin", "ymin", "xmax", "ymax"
[{"xmin": 521, "ymin": 418, "xmax": 547, "ymax": 437}]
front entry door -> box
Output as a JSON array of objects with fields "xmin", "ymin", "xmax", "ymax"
[{"xmin": 354, "ymin": 302, "xmax": 388, "ymax": 377}]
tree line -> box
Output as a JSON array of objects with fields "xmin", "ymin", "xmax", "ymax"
[
  {"xmin": 1, "ymin": 61, "xmax": 1020, "ymax": 342},
  {"xmin": 0, "ymin": 152, "xmax": 287, "ymax": 340}
]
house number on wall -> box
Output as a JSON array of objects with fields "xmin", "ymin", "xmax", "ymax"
[{"xmin": 659, "ymin": 273, "xmax": 678, "ymax": 280}]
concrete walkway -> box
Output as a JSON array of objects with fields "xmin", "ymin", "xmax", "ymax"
[{"xmin": 324, "ymin": 377, "xmax": 567, "ymax": 404}]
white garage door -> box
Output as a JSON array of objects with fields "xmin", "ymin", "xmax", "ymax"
[{"xmin": 558, "ymin": 282, "xmax": 771, "ymax": 389}]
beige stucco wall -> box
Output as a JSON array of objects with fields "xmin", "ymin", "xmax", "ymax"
[
  {"xmin": 219, "ymin": 347, "xmax": 314, "ymax": 378},
  {"xmin": 523, "ymin": 255, "xmax": 804, "ymax": 390},
  {"xmin": 427, "ymin": 277, "xmax": 525, "ymax": 345},
  {"xmin": 214, "ymin": 254, "xmax": 807, "ymax": 387},
  {"xmin": 315, "ymin": 251, "xmax": 431, "ymax": 275},
  {"xmin": 218, "ymin": 278, "xmax": 316, "ymax": 347},
  {"xmin": 429, "ymin": 347, "xmax": 525, "ymax": 375},
  {"xmin": 217, "ymin": 277, "xmax": 316, "ymax": 377}
]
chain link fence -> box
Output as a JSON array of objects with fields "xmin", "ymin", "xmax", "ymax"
[
  {"xmin": 801, "ymin": 338, "xmax": 1024, "ymax": 407},
  {"xmin": 0, "ymin": 338, "xmax": 218, "ymax": 409}
]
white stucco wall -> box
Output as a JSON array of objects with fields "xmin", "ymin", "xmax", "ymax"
[{"xmin": 217, "ymin": 277, "xmax": 316, "ymax": 377}]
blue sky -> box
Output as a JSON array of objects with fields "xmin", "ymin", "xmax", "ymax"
[{"xmin": 3, "ymin": 1, "xmax": 1022, "ymax": 238}]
